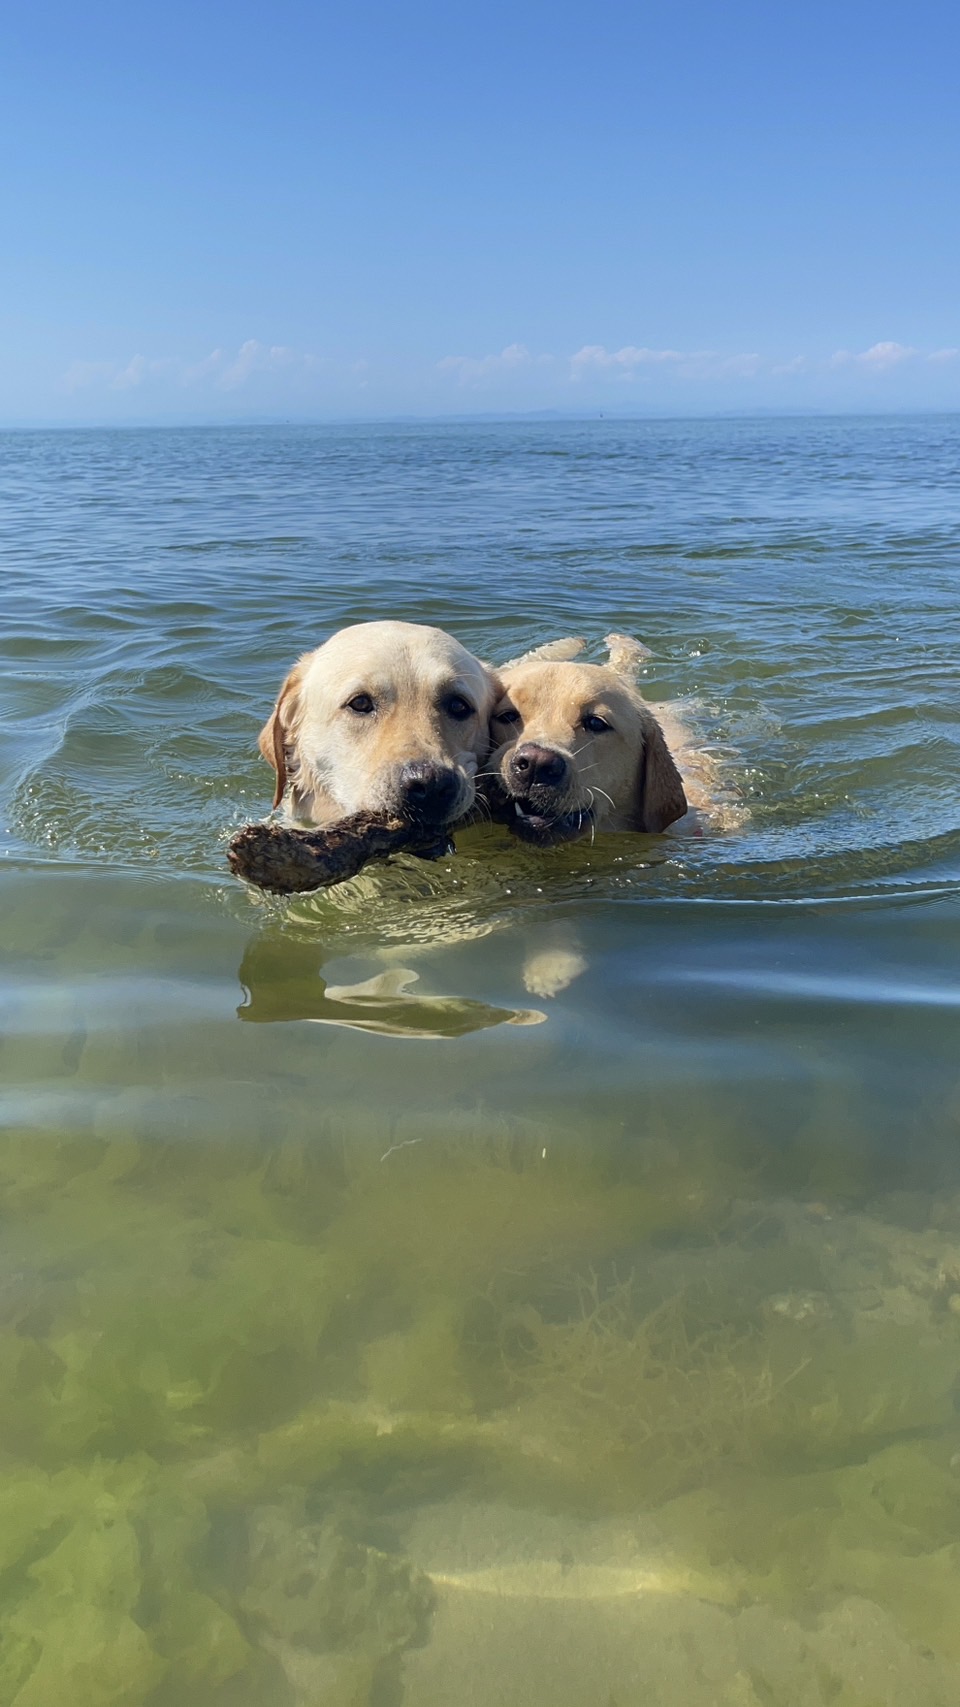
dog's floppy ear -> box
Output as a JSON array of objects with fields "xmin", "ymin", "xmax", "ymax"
[
  {"xmin": 604, "ymin": 632, "xmax": 652, "ymax": 681},
  {"xmin": 258, "ymin": 661, "xmax": 305, "ymax": 810},
  {"xmin": 635, "ymin": 714, "xmax": 688, "ymax": 833}
]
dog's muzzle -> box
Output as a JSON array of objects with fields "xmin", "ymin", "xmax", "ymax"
[
  {"xmin": 495, "ymin": 743, "xmax": 593, "ymax": 846},
  {"xmin": 397, "ymin": 761, "xmax": 464, "ymax": 826}
]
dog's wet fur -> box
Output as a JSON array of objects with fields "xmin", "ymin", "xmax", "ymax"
[{"xmin": 486, "ymin": 636, "xmax": 689, "ymax": 844}]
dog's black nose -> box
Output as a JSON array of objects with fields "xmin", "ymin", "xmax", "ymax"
[
  {"xmin": 398, "ymin": 761, "xmax": 460, "ymax": 820},
  {"xmin": 510, "ymin": 743, "xmax": 567, "ymax": 788}
]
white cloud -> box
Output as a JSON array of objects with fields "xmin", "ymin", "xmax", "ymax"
[
  {"xmin": 59, "ymin": 334, "xmax": 959, "ymax": 414},
  {"xmin": 216, "ymin": 340, "xmax": 314, "ymax": 389},
  {"xmin": 573, "ymin": 340, "xmax": 953, "ymax": 382},
  {"xmin": 111, "ymin": 354, "xmax": 176, "ymax": 390},
  {"xmin": 570, "ymin": 344, "xmax": 692, "ymax": 373},
  {"xmin": 111, "ymin": 354, "xmax": 149, "ymax": 389},
  {"xmin": 62, "ymin": 340, "xmax": 324, "ymax": 395},
  {"xmin": 830, "ymin": 341, "xmax": 918, "ymax": 371},
  {"xmin": 181, "ymin": 340, "xmax": 319, "ymax": 389},
  {"xmin": 436, "ymin": 343, "xmax": 548, "ymax": 383},
  {"xmin": 712, "ymin": 352, "xmax": 762, "ymax": 378},
  {"xmin": 180, "ymin": 347, "xmax": 226, "ymax": 385},
  {"xmin": 568, "ymin": 344, "xmax": 762, "ymax": 382}
]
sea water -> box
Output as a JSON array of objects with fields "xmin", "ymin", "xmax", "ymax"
[{"xmin": 2, "ymin": 417, "xmax": 960, "ymax": 1705}]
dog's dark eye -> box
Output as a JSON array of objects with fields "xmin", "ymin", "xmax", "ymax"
[
  {"xmin": 444, "ymin": 694, "xmax": 475, "ymax": 721},
  {"xmin": 493, "ymin": 708, "xmax": 521, "ymax": 725},
  {"xmin": 346, "ymin": 693, "xmax": 375, "ymax": 715},
  {"xmin": 582, "ymin": 714, "xmax": 612, "ymax": 734}
]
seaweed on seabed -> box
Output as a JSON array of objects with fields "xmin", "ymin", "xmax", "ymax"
[{"xmin": 496, "ymin": 1269, "xmax": 802, "ymax": 1504}]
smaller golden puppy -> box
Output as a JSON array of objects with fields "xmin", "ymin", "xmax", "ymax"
[
  {"xmin": 258, "ymin": 620, "xmax": 500, "ymax": 832},
  {"xmin": 488, "ymin": 634, "xmax": 691, "ymax": 845}
]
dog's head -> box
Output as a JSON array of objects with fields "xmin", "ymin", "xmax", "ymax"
[
  {"xmin": 488, "ymin": 638, "xmax": 687, "ymax": 844},
  {"xmin": 258, "ymin": 621, "xmax": 501, "ymax": 827}
]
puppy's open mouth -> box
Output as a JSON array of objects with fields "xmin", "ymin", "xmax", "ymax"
[{"xmin": 508, "ymin": 795, "xmax": 593, "ymax": 846}]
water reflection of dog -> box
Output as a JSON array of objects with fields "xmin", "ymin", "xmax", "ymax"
[{"xmin": 237, "ymin": 931, "xmax": 545, "ymax": 1040}]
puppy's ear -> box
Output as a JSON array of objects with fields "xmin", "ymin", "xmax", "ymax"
[
  {"xmin": 258, "ymin": 662, "xmax": 305, "ymax": 810},
  {"xmin": 636, "ymin": 714, "xmax": 688, "ymax": 833},
  {"xmin": 604, "ymin": 632, "xmax": 652, "ymax": 681},
  {"xmin": 500, "ymin": 636, "xmax": 586, "ymax": 669}
]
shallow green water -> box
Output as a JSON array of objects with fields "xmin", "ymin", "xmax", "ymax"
[{"xmin": 2, "ymin": 418, "xmax": 960, "ymax": 1704}]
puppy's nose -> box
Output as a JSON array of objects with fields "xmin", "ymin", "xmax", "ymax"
[
  {"xmin": 510, "ymin": 743, "xmax": 568, "ymax": 788},
  {"xmin": 398, "ymin": 761, "xmax": 460, "ymax": 820}
]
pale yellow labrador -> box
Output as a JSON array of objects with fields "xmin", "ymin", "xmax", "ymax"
[
  {"xmin": 487, "ymin": 633, "xmax": 704, "ymax": 844},
  {"xmin": 258, "ymin": 620, "xmax": 500, "ymax": 835},
  {"xmin": 251, "ymin": 626, "xmax": 724, "ymax": 1016},
  {"xmin": 486, "ymin": 635, "xmax": 734, "ymax": 996}
]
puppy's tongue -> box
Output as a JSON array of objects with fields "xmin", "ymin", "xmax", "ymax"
[{"xmin": 515, "ymin": 800, "xmax": 549, "ymax": 827}]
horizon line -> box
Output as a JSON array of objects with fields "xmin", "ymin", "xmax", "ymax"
[{"xmin": 2, "ymin": 404, "xmax": 960, "ymax": 432}]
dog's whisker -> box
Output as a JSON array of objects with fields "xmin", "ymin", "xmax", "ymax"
[{"xmin": 466, "ymin": 791, "xmax": 493, "ymax": 822}]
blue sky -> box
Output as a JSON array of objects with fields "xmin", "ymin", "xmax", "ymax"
[{"xmin": 3, "ymin": 0, "xmax": 958, "ymax": 421}]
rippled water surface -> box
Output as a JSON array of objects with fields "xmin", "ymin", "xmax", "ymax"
[{"xmin": 2, "ymin": 418, "xmax": 960, "ymax": 1705}]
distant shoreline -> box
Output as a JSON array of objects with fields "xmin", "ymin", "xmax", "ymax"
[{"xmin": 2, "ymin": 408, "xmax": 959, "ymax": 432}]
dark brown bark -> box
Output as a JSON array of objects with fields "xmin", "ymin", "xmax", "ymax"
[{"xmin": 227, "ymin": 814, "xmax": 450, "ymax": 893}]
